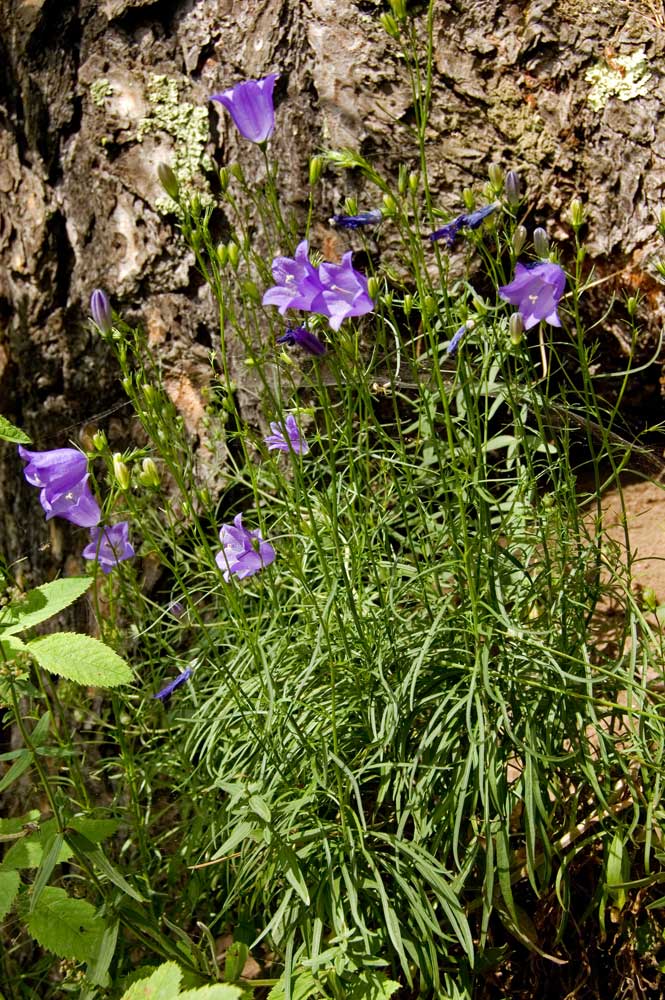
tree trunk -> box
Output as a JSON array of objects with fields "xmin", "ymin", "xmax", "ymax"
[{"xmin": 1, "ymin": 0, "xmax": 664, "ymax": 582}]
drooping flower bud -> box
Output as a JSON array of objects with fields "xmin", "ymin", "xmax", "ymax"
[
  {"xmin": 113, "ymin": 453, "xmax": 130, "ymax": 491},
  {"xmin": 505, "ymin": 170, "xmax": 521, "ymax": 206},
  {"xmin": 90, "ymin": 289, "xmax": 112, "ymax": 334},
  {"xmin": 509, "ymin": 312, "xmax": 524, "ymax": 345},
  {"xmin": 533, "ymin": 227, "xmax": 550, "ymax": 258},
  {"xmin": 157, "ymin": 163, "xmax": 179, "ymax": 200},
  {"xmin": 512, "ymin": 225, "xmax": 527, "ymax": 255}
]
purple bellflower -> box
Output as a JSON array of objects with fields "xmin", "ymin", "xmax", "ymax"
[
  {"xmin": 210, "ymin": 74, "xmax": 279, "ymax": 144},
  {"xmin": 312, "ymin": 252, "xmax": 375, "ymax": 331},
  {"xmin": 83, "ymin": 522, "xmax": 135, "ymax": 574},
  {"xmin": 90, "ymin": 289, "xmax": 112, "ymax": 334},
  {"xmin": 262, "ymin": 240, "xmax": 325, "ymax": 315},
  {"xmin": 276, "ymin": 326, "xmax": 326, "ymax": 356},
  {"xmin": 447, "ymin": 320, "xmax": 475, "ymax": 358},
  {"xmin": 263, "ymin": 241, "xmax": 375, "ymax": 331},
  {"xmin": 428, "ymin": 202, "xmax": 499, "ymax": 249},
  {"xmin": 215, "ymin": 513, "xmax": 276, "ymax": 582},
  {"xmin": 19, "ymin": 446, "xmax": 101, "ymax": 527},
  {"xmin": 153, "ymin": 667, "xmax": 193, "ymax": 701},
  {"xmin": 329, "ymin": 209, "xmax": 383, "ymax": 230},
  {"xmin": 498, "ymin": 262, "xmax": 566, "ymax": 330},
  {"xmin": 264, "ymin": 414, "xmax": 309, "ymax": 455}
]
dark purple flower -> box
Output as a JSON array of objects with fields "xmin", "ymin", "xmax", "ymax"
[
  {"xmin": 427, "ymin": 202, "xmax": 499, "ymax": 248},
  {"xmin": 264, "ymin": 414, "xmax": 309, "ymax": 455},
  {"xmin": 82, "ymin": 522, "xmax": 135, "ymax": 574},
  {"xmin": 447, "ymin": 321, "xmax": 474, "ymax": 357},
  {"xmin": 153, "ymin": 667, "xmax": 193, "ymax": 701},
  {"xmin": 311, "ymin": 252, "xmax": 375, "ymax": 331},
  {"xmin": 276, "ymin": 326, "xmax": 326, "ymax": 356},
  {"xmin": 262, "ymin": 240, "xmax": 325, "ymax": 315},
  {"xmin": 498, "ymin": 262, "xmax": 566, "ymax": 330},
  {"xmin": 40, "ymin": 475, "xmax": 102, "ymax": 528},
  {"xmin": 329, "ymin": 209, "xmax": 383, "ymax": 230},
  {"xmin": 215, "ymin": 513, "xmax": 276, "ymax": 582},
  {"xmin": 90, "ymin": 289, "xmax": 112, "ymax": 334},
  {"xmin": 168, "ymin": 600, "xmax": 185, "ymax": 619},
  {"xmin": 210, "ymin": 74, "xmax": 279, "ymax": 144}
]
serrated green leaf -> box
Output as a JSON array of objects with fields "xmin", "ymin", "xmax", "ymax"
[
  {"xmin": 27, "ymin": 632, "xmax": 132, "ymax": 687},
  {"xmin": 2, "ymin": 578, "xmax": 93, "ymax": 635},
  {"xmin": 26, "ymin": 886, "xmax": 105, "ymax": 962},
  {"xmin": 0, "ymin": 414, "xmax": 30, "ymax": 444},
  {"xmin": 69, "ymin": 817, "xmax": 121, "ymax": 843},
  {"xmin": 268, "ymin": 969, "xmax": 326, "ymax": 1000},
  {"xmin": 224, "ymin": 941, "xmax": 248, "ymax": 982},
  {"xmin": 2, "ymin": 821, "xmax": 72, "ymax": 871},
  {"xmin": 181, "ymin": 986, "xmax": 242, "ymax": 999},
  {"xmin": 0, "ymin": 870, "xmax": 21, "ymax": 920},
  {"xmin": 120, "ymin": 960, "xmax": 182, "ymax": 998},
  {"xmin": 0, "ymin": 751, "xmax": 33, "ymax": 794}
]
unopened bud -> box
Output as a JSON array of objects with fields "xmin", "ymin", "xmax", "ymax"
[
  {"xmin": 217, "ymin": 243, "xmax": 229, "ymax": 267},
  {"xmin": 389, "ymin": 0, "xmax": 407, "ymax": 18},
  {"xmin": 344, "ymin": 195, "xmax": 358, "ymax": 216},
  {"xmin": 90, "ymin": 289, "xmax": 112, "ymax": 334},
  {"xmin": 122, "ymin": 376, "xmax": 133, "ymax": 395},
  {"xmin": 509, "ymin": 312, "xmax": 524, "ymax": 345},
  {"xmin": 92, "ymin": 430, "xmax": 107, "ymax": 451},
  {"xmin": 219, "ymin": 167, "xmax": 230, "ymax": 193},
  {"xmin": 626, "ymin": 296, "xmax": 638, "ymax": 317},
  {"xmin": 139, "ymin": 457, "xmax": 160, "ymax": 489},
  {"xmin": 309, "ymin": 156, "xmax": 323, "ymax": 186},
  {"xmin": 462, "ymin": 188, "xmax": 475, "ymax": 211},
  {"xmin": 242, "ymin": 279, "xmax": 261, "ymax": 304},
  {"xmin": 228, "ymin": 242, "xmax": 240, "ymax": 268},
  {"xmin": 423, "ymin": 295, "xmax": 436, "ymax": 316},
  {"xmin": 157, "ymin": 163, "xmax": 179, "ymax": 200},
  {"xmin": 398, "ymin": 164, "xmax": 408, "ymax": 196},
  {"xmin": 142, "ymin": 384, "xmax": 158, "ymax": 407},
  {"xmin": 505, "ymin": 170, "xmax": 520, "ymax": 207},
  {"xmin": 403, "ymin": 293, "xmax": 413, "ymax": 317},
  {"xmin": 533, "ymin": 227, "xmax": 549, "ymax": 257},
  {"xmin": 488, "ymin": 164, "xmax": 503, "ymax": 192},
  {"xmin": 367, "ymin": 275, "xmax": 381, "ymax": 301},
  {"xmin": 113, "ymin": 452, "xmax": 130, "ymax": 490},
  {"xmin": 380, "ymin": 11, "xmax": 400, "ymax": 37},
  {"xmin": 230, "ymin": 163, "xmax": 244, "ymax": 182},
  {"xmin": 512, "ymin": 225, "xmax": 527, "ymax": 255},
  {"xmin": 643, "ymin": 587, "xmax": 658, "ymax": 612},
  {"xmin": 570, "ymin": 197, "xmax": 584, "ymax": 229},
  {"xmin": 382, "ymin": 193, "xmax": 397, "ymax": 216},
  {"xmin": 408, "ymin": 171, "xmax": 419, "ymax": 195}
]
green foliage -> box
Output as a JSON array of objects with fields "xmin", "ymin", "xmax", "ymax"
[
  {"xmin": 27, "ymin": 632, "xmax": 132, "ymax": 687},
  {"xmin": 120, "ymin": 962, "xmax": 242, "ymax": 999},
  {"xmin": 25, "ymin": 886, "xmax": 106, "ymax": 962},
  {"xmin": 0, "ymin": 413, "xmax": 30, "ymax": 444}
]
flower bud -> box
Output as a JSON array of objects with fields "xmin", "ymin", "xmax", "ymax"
[
  {"xmin": 367, "ymin": 275, "xmax": 381, "ymax": 301},
  {"xmin": 242, "ymin": 279, "xmax": 261, "ymax": 304},
  {"xmin": 139, "ymin": 457, "xmax": 160, "ymax": 489},
  {"xmin": 626, "ymin": 296, "xmax": 638, "ymax": 317},
  {"xmin": 512, "ymin": 225, "xmax": 527, "ymax": 255},
  {"xmin": 509, "ymin": 312, "xmax": 524, "ymax": 345},
  {"xmin": 505, "ymin": 170, "xmax": 520, "ymax": 206},
  {"xmin": 344, "ymin": 195, "xmax": 358, "ymax": 216},
  {"xmin": 157, "ymin": 163, "xmax": 179, "ymax": 200},
  {"xmin": 113, "ymin": 452, "xmax": 130, "ymax": 491},
  {"xmin": 643, "ymin": 587, "xmax": 658, "ymax": 612},
  {"xmin": 142, "ymin": 384, "xmax": 158, "ymax": 407},
  {"xmin": 398, "ymin": 164, "xmax": 408, "ymax": 196},
  {"xmin": 382, "ymin": 193, "xmax": 397, "ymax": 216},
  {"xmin": 90, "ymin": 289, "xmax": 112, "ymax": 334},
  {"xmin": 230, "ymin": 163, "xmax": 244, "ymax": 182},
  {"xmin": 92, "ymin": 429, "xmax": 107, "ymax": 451},
  {"xmin": 423, "ymin": 295, "xmax": 436, "ymax": 316},
  {"xmin": 533, "ymin": 227, "xmax": 549, "ymax": 257},
  {"xmin": 217, "ymin": 243, "xmax": 229, "ymax": 267},
  {"xmin": 228, "ymin": 242, "xmax": 240, "ymax": 268},
  {"xmin": 308, "ymin": 156, "xmax": 323, "ymax": 186},
  {"xmin": 389, "ymin": 0, "xmax": 407, "ymax": 19},
  {"xmin": 219, "ymin": 166, "xmax": 230, "ymax": 193},
  {"xmin": 570, "ymin": 197, "xmax": 584, "ymax": 229},
  {"xmin": 462, "ymin": 188, "xmax": 475, "ymax": 211},
  {"xmin": 488, "ymin": 164, "xmax": 503, "ymax": 192},
  {"xmin": 408, "ymin": 171, "xmax": 420, "ymax": 195},
  {"xmin": 122, "ymin": 376, "xmax": 133, "ymax": 395},
  {"xmin": 403, "ymin": 293, "xmax": 413, "ymax": 317},
  {"xmin": 380, "ymin": 11, "xmax": 400, "ymax": 37}
]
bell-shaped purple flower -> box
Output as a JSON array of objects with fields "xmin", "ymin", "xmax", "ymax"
[
  {"xmin": 215, "ymin": 513, "xmax": 276, "ymax": 582},
  {"xmin": 498, "ymin": 262, "xmax": 566, "ymax": 330},
  {"xmin": 19, "ymin": 446, "xmax": 88, "ymax": 498},
  {"xmin": 329, "ymin": 209, "xmax": 383, "ymax": 230},
  {"xmin": 264, "ymin": 414, "xmax": 309, "ymax": 455},
  {"xmin": 276, "ymin": 326, "xmax": 326, "ymax": 356},
  {"xmin": 262, "ymin": 240, "xmax": 325, "ymax": 315},
  {"xmin": 82, "ymin": 522, "xmax": 135, "ymax": 574},
  {"xmin": 311, "ymin": 252, "xmax": 375, "ymax": 331},
  {"xmin": 154, "ymin": 667, "xmax": 193, "ymax": 701},
  {"xmin": 90, "ymin": 289, "xmax": 112, "ymax": 334},
  {"xmin": 210, "ymin": 74, "xmax": 279, "ymax": 144},
  {"xmin": 427, "ymin": 202, "xmax": 499, "ymax": 249},
  {"xmin": 40, "ymin": 475, "xmax": 102, "ymax": 528}
]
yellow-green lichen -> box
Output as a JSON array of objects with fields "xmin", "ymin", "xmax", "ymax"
[
  {"xmin": 137, "ymin": 74, "xmax": 212, "ymax": 211},
  {"xmin": 90, "ymin": 78, "xmax": 113, "ymax": 107},
  {"xmin": 585, "ymin": 50, "xmax": 652, "ymax": 111}
]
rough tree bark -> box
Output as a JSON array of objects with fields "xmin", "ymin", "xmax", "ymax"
[{"xmin": 1, "ymin": 0, "xmax": 664, "ymax": 583}]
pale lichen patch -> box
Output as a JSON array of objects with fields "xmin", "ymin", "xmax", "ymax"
[
  {"xmin": 585, "ymin": 50, "xmax": 652, "ymax": 111},
  {"xmin": 90, "ymin": 78, "xmax": 113, "ymax": 107},
  {"xmin": 136, "ymin": 74, "xmax": 213, "ymax": 212}
]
